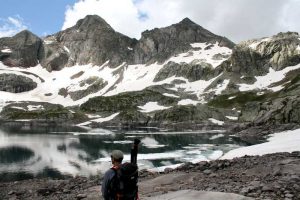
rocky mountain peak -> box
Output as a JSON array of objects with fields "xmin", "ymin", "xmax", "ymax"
[
  {"xmin": 0, "ymin": 29, "xmax": 42, "ymax": 67},
  {"xmin": 48, "ymin": 14, "xmax": 136, "ymax": 68},
  {"xmin": 273, "ymin": 31, "xmax": 299, "ymax": 39},
  {"xmin": 14, "ymin": 30, "xmax": 40, "ymax": 41},
  {"xmin": 74, "ymin": 15, "xmax": 113, "ymax": 32},
  {"xmin": 178, "ymin": 17, "xmax": 196, "ymax": 25},
  {"xmin": 133, "ymin": 17, "xmax": 235, "ymax": 64}
]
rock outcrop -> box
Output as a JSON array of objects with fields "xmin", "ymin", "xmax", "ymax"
[
  {"xmin": 225, "ymin": 32, "xmax": 300, "ymax": 76},
  {"xmin": 0, "ymin": 73, "xmax": 37, "ymax": 93},
  {"xmin": 0, "ymin": 30, "xmax": 42, "ymax": 67},
  {"xmin": 154, "ymin": 61, "xmax": 218, "ymax": 82}
]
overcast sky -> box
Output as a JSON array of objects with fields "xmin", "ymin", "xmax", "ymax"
[{"xmin": 1, "ymin": 0, "xmax": 300, "ymax": 42}]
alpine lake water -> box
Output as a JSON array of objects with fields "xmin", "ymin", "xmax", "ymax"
[{"xmin": 0, "ymin": 124, "xmax": 253, "ymax": 182}]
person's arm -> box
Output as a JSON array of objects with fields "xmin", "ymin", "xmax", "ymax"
[{"xmin": 101, "ymin": 169, "xmax": 114, "ymax": 200}]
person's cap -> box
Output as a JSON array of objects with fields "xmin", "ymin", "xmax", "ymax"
[{"xmin": 111, "ymin": 150, "xmax": 124, "ymax": 160}]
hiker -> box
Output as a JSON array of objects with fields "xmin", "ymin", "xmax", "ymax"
[
  {"xmin": 102, "ymin": 150, "xmax": 124, "ymax": 200},
  {"xmin": 101, "ymin": 149, "xmax": 139, "ymax": 200}
]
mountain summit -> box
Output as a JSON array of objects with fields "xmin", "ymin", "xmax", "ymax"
[
  {"xmin": 134, "ymin": 17, "xmax": 234, "ymax": 64},
  {"xmin": 0, "ymin": 15, "xmax": 234, "ymax": 70}
]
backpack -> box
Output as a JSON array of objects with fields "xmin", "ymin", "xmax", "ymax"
[{"xmin": 110, "ymin": 162, "xmax": 139, "ymax": 200}]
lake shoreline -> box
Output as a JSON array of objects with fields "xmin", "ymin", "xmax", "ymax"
[{"xmin": 1, "ymin": 151, "xmax": 299, "ymax": 200}]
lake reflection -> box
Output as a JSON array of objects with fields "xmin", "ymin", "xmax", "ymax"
[{"xmin": 0, "ymin": 125, "xmax": 248, "ymax": 181}]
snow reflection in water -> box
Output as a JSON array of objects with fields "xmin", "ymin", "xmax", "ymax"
[{"xmin": 0, "ymin": 125, "xmax": 248, "ymax": 181}]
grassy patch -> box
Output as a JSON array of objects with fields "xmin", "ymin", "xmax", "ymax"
[
  {"xmin": 208, "ymin": 91, "xmax": 279, "ymax": 108},
  {"xmin": 153, "ymin": 105, "xmax": 196, "ymax": 122},
  {"xmin": 80, "ymin": 89, "xmax": 177, "ymax": 113}
]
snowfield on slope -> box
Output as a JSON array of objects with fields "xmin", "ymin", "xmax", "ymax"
[
  {"xmin": 238, "ymin": 64, "xmax": 300, "ymax": 92},
  {"xmin": 0, "ymin": 42, "xmax": 232, "ymax": 109},
  {"xmin": 222, "ymin": 128, "xmax": 300, "ymax": 159}
]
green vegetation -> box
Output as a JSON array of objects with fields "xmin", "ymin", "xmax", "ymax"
[
  {"xmin": 208, "ymin": 91, "xmax": 280, "ymax": 108},
  {"xmin": 153, "ymin": 105, "xmax": 197, "ymax": 122},
  {"xmin": 80, "ymin": 89, "xmax": 177, "ymax": 113},
  {"xmin": 118, "ymin": 109, "xmax": 150, "ymax": 124},
  {"xmin": 0, "ymin": 104, "xmax": 89, "ymax": 122},
  {"xmin": 2, "ymin": 107, "xmax": 71, "ymax": 120}
]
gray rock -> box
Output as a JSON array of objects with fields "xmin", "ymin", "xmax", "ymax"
[
  {"xmin": 0, "ymin": 73, "xmax": 37, "ymax": 93},
  {"xmin": 0, "ymin": 30, "xmax": 42, "ymax": 67},
  {"xmin": 39, "ymin": 39, "xmax": 69, "ymax": 71},
  {"xmin": 76, "ymin": 193, "xmax": 87, "ymax": 199},
  {"xmin": 134, "ymin": 18, "xmax": 234, "ymax": 64},
  {"xmin": 203, "ymin": 169, "xmax": 212, "ymax": 175},
  {"xmin": 54, "ymin": 15, "xmax": 137, "ymax": 68},
  {"xmin": 154, "ymin": 61, "xmax": 217, "ymax": 82},
  {"xmin": 285, "ymin": 193, "xmax": 294, "ymax": 198},
  {"xmin": 145, "ymin": 190, "xmax": 253, "ymax": 200}
]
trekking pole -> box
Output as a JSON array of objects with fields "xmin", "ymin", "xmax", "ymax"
[{"xmin": 130, "ymin": 139, "xmax": 141, "ymax": 165}]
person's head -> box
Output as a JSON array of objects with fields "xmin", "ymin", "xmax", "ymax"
[{"xmin": 111, "ymin": 150, "xmax": 124, "ymax": 165}]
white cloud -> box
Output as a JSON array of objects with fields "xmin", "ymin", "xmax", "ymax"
[
  {"xmin": 62, "ymin": 0, "xmax": 300, "ymax": 42},
  {"xmin": 0, "ymin": 16, "xmax": 27, "ymax": 38}
]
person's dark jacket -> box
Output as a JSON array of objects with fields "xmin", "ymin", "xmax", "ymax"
[{"xmin": 101, "ymin": 168, "xmax": 116, "ymax": 200}]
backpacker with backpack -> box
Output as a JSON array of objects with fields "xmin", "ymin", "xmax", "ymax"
[{"xmin": 109, "ymin": 139, "xmax": 141, "ymax": 200}]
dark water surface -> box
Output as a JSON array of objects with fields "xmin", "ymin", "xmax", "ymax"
[{"xmin": 0, "ymin": 124, "xmax": 249, "ymax": 182}]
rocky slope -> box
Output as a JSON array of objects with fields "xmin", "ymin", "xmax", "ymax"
[
  {"xmin": 0, "ymin": 15, "xmax": 300, "ymax": 130},
  {"xmin": 0, "ymin": 152, "xmax": 299, "ymax": 200}
]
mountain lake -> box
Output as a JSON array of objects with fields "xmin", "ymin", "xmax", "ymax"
[{"xmin": 0, "ymin": 124, "xmax": 253, "ymax": 182}]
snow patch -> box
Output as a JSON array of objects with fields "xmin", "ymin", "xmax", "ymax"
[
  {"xmin": 178, "ymin": 99, "xmax": 199, "ymax": 106},
  {"xmin": 104, "ymin": 140, "xmax": 132, "ymax": 144},
  {"xmin": 27, "ymin": 105, "xmax": 44, "ymax": 111},
  {"xmin": 208, "ymin": 150, "xmax": 223, "ymax": 160},
  {"xmin": 163, "ymin": 93, "xmax": 179, "ymax": 98},
  {"xmin": 238, "ymin": 65, "xmax": 300, "ymax": 92},
  {"xmin": 169, "ymin": 42, "xmax": 232, "ymax": 68},
  {"xmin": 1, "ymin": 48, "xmax": 12, "ymax": 53},
  {"xmin": 90, "ymin": 112, "xmax": 119, "ymax": 123},
  {"xmin": 211, "ymin": 79, "xmax": 230, "ymax": 95},
  {"xmin": 141, "ymin": 137, "xmax": 166, "ymax": 148},
  {"xmin": 77, "ymin": 113, "xmax": 119, "ymax": 126},
  {"xmin": 249, "ymin": 37, "xmax": 271, "ymax": 50},
  {"xmin": 148, "ymin": 163, "xmax": 183, "ymax": 172},
  {"xmin": 10, "ymin": 106, "xmax": 26, "ymax": 110},
  {"xmin": 64, "ymin": 46, "xmax": 70, "ymax": 53},
  {"xmin": 226, "ymin": 116, "xmax": 238, "ymax": 120},
  {"xmin": 138, "ymin": 102, "xmax": 170, "ymax": 113},
  {"xmin": 208, "ymin": 118, "xmax": 224, "ymax": 125},
  {"xmin": 44, "ymin": 40, "xmax": 54, "ymax": 45},
  {"xmin": 222, "ymin": 128, "xmax": 300, "ymax": 159},
  {"xmin": 209, "ymin": 134, "xmax": 225, "ymax": 140}
]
